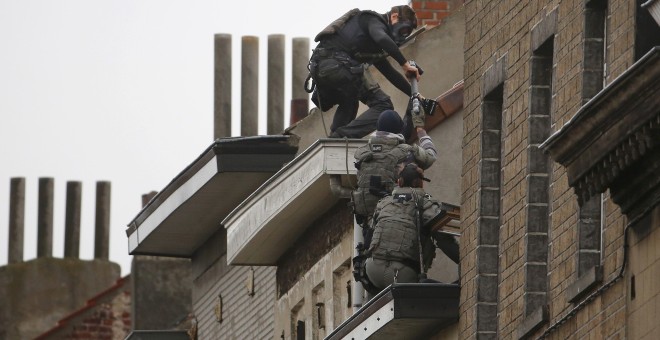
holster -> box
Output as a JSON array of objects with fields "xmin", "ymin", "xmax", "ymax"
[{"xmin": 352, "ymin": 243, "xmax": 380, "ymax": 295}]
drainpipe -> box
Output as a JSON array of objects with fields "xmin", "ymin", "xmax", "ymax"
[
  {"xmin": 329, "ymin": 175, "xmax": 364, "ymax": 312},
  {"xmin": 329, "ymin": 175, "xmax": 351, "ymax": 198},
  {"xmin": 351, "ymin": 218, "xmax": 364, "ymax": 313}
]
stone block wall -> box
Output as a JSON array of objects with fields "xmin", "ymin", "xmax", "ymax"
[{"xmin": 461, "ymin": 0, "xmax": 637, "ymax": 338}]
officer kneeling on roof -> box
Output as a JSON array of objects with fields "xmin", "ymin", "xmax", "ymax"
[{"xmin": 362, "ymin": 163, "xmax": 459, "ymax": 298}]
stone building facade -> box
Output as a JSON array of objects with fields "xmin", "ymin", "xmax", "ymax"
[{"xmin": 461, "ymin": 0, "xmax": 660, "ymax": 338}]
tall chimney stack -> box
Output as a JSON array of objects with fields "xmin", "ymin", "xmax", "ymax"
[
  {"xmin": 8, "ymin": 177, "xmax": 25, "ymax": 264},
  {"xmin": 94, "ymin": 181, "xmax": 111, "ymax": 260},
  {"xmin": 214, "ymin": 34, "xmax": 232, "ymax": 139},
  {"xmin": 37, "ymin": 177, "xmax": 54, "ymax": 258},
  {"xmin": 267, "ymin": 34, "xmax": 285, "ymax": 134},
  {"xmin": 142, "ymin": 191, "xmax": 158, "ymax": 207},
  {"xmin": 64, "ymin": 181, "xmax": 82, "ymax": 258},
  {"xmin": 241, "ymin": 36, "xmax": 259, "ymax": 136},
  {"xmin": 291, "ymin": 37, "xmax": 310, "ymax": 125}
]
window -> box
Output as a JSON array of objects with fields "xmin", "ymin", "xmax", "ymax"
[{"xmin": 477, "ymin": 55, "xmax": 506, "ymax": 338}]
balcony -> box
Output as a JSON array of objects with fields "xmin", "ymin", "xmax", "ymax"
[
  {"xmin": 223, "ymin": 138, "xmax": 366, "ymax": 265},
  {"xmin": 126, "ymin": 136, "xmax": 298, "ymax": 257},
  {"xmin": 325, "ymin": 283, "xmax": 460, "ymax": 340}
]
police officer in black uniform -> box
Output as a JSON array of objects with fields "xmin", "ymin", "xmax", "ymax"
[{"xmin": 307, "ymin": 5, "xmax": 422, "ymax": 138}]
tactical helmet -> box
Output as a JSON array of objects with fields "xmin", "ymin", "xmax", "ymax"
[
  {"xmin": 399, "ymin": 163, "xmax": 424, "ymax": 187},
  {"xmin": 377, "ymin": 110, "xmax": 404, "ymax": 133}
]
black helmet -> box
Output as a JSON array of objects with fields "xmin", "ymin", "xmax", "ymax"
[{"xmin": 399, "ymin": 162, "xmax": 430, "ymax": 187}]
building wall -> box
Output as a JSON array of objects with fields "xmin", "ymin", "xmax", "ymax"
[
  {"xmin": 461, "ymin": 0, "xmax": 639, "ymax": 339},
  {"xmin": 130, "ymin": 256, "xmax": 192, "ymax": 331},
  {"xmin": 626, "ymin": 206, "xmax": 660, "ymax": 339},
  {"xmin": 192, "ymin": 228, "xmax": 276, "ymax": 340},
  {"xmin": 273, "ymin": 222, "xmax": 354, "ymax": 340}
]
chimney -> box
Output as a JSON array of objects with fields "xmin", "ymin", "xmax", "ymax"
[
  {"xmin": 290, "ymin": 37, "xmax": 310, "ymax": 125},
  {"xmin": 267, "ymin": 34, "xmax": 285, "ymax": 135},
  {"xmin": 142, "ymin": 191, "xmax": 158, "ymax": 207},
  {"xmin": 64, "ymin": 181, "xmax": 82, "ymax": 258},
  {"xmin": 94, "ymin": 181, "xmax": 111, "ymax": 260},
  {"xmin": 37, "ymin": 177, "xmax": 54, "ymax": 258},
  {"xmin": 241, "ymin": 36, "xmax": 259, "ymax": 136},
  {"xmin": 8, "ymin": 177, "xmax": 25, "ymax": 264},
  {"xmin": 214, "ymin": 34, "xmax": 232, "ymax": 139}
]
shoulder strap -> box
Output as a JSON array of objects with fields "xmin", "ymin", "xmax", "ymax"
[{"xmin": 314, "ymin": 8, "xmax": 360, "ymax": 42}]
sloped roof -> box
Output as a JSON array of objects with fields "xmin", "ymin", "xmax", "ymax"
[{"xmin": 35, "ymin": 275, "xmax": 131, "ymax": 339}]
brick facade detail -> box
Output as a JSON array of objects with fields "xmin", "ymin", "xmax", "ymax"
[{"xmin": 409, "ymin": 0, "xmax": 464, "ymax": 27}]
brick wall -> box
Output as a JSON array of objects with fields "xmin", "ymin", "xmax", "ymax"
[
  {"xmin": 37, "ymin": 277, "xmax": 131, "ymax": 340},
  {"xmin": 462, "ymin": 0, "xmax": 636, "ymax": 338},
  {"xmin": 64, "ymin": 292, "xmax": 131, "ymax": 340},
  {"xmin": 410, "ymin": 0, "xmax": 464, "ymax": 27},
  {"xmin": 277, "ymin": 201, "xmax": 353, "ymax": 297}
]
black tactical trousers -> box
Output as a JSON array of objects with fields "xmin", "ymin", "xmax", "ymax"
[
  {"xmin": 329, "ymin": 87, "xmax": 393, "ymax": 139},
  {"xmin": 328, "ymin": 78, "xmax": 394, "ymax": 139}
]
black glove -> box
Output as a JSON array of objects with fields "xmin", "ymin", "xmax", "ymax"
[{"xmin": 421, "ymin": 98, "xmax": 437, "ymax": 116}]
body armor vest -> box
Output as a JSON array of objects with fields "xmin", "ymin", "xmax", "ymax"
[
  {"xmin": 369, "ymin": 188, "xmax": 423, "ymax": 263},
  {"xmin": 315, "ymin": 10, "xmax": 393, "ymax": 63},
  {"xmin": 352, "ymin": 136, "xmax": 412, "ymax": 217}
]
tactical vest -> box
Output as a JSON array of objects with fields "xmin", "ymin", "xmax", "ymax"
[
  {"xmin": 352, "ymin": 136, "xmax": 412, "ymax": 217},
  {"xmin": 314, "ymin": 10, "xmax": 392, "ymax": 64},
  {"xmin": 369, "ymin": 188, "xmax": 423, "ymax": 264}
]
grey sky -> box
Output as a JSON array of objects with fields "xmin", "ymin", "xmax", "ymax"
[{"xmin": 0, "ymin": 0, "xmax": 403, "ymax": 275}]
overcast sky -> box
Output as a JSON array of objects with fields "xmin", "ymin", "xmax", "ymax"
[{"xmin": 0, "ymin": 0, "xmax": 404, "ymax": 275}]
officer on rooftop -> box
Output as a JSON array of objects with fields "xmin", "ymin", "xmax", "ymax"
[{"xmin": 306, "ymin": 5, "xmax": 423, "ymax": 138}]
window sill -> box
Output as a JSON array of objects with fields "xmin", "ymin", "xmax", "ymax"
[
  {"xmin": 566, "ymin": 265, "xmax": 603, "ymax": 303},
  {"xmin": 517, "ymin": 306, "xmax": 548, "ymax": 339}
]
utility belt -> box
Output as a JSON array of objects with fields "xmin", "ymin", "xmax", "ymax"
[
  {"xmin": 371, "ymin": 255, "xmax": 421, "ymax": 274},
  {"xmin": 312, "ymin": 47, "xmax": 382, "ymax": 64},
  {"xmin": 306, "ymin": 45, "xmax": 364, "ymax": 110},
  {"xmin": 311, "ymin": 47, "xmax": 343, "ymax": 59}
]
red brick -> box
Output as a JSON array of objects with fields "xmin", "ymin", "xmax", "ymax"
[
  {"xmin": 425, "ymin": 2, "xmax": 449, "ymax": 10},
  {"xmin": 416, "ymin": 10, "xmax": 435, "ymax": 20}
]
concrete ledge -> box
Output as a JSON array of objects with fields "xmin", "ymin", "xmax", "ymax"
[
  {"xmin": 517, "ymin": 306, "xmax": 548, "ymax": 339},
  {"xmin": 326, "ymin": 283, "xmax": 460, "ymax": 340},
  {"xmin": 567, "ymin": 265, "xmax": 603, "ymax": 303}
]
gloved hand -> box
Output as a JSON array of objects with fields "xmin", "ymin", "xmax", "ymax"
[{"xmin": 411, "ymin": 97, "xmax": 426, "ymax": 128}]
